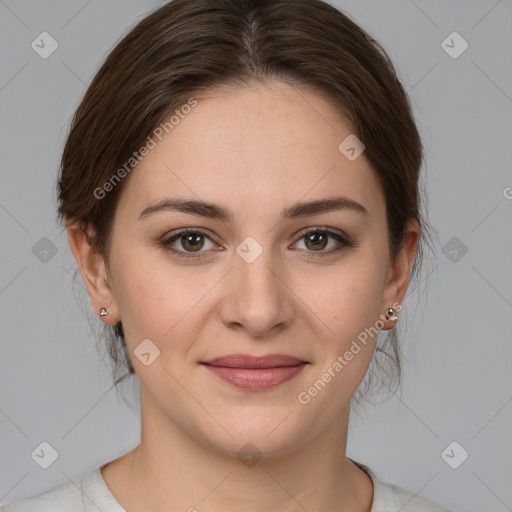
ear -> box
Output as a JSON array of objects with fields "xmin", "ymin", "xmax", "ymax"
[
  {"xmin": 67, "ymin": 222, "xmax": 120, "ymax": 324},
  {"xmin": 379, "ymin": 218, "xmax": 420, "ymax": 330}
]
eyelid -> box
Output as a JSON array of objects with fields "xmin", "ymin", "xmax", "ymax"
[
  {"xmin": 163, "ymin": 227, "xmax": 215, "ymax": 240},
  {"xmin": 161, "ymin": 228, "xmax": 220, "ymax": 248},
  {"xmin": 162, "ymin": 226, "xmax": 350, "ymax": 245},
  {"xmin": 293, "ymin": 225, "xmax": 351, "ymax": 241}
]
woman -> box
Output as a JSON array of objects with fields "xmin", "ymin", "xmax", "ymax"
[{"xmin": 1, "ymin": 0, "xmax": 451, "ymax": 510}]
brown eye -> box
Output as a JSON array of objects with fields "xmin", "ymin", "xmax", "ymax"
[
  {"xmin": 294, "ymin": 228, "xmax": 353, "ymax": 254},
  {"xmin": 178, "ymin": 232, "xmax": 205, "ymax": 252},
  {"xmin": 161, "ymin": 229, "xmax": 217, "ymax": 258},
  {"xmin": 304, "ymin": 231, "xmax": 329, "ymax": 251}
]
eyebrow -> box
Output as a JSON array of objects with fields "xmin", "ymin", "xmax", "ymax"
[{"xmin": 138, "ymin": 195, "xmax": 368, "ymax": 222}]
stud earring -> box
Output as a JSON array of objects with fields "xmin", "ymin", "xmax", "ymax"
[
  {"xmin": 99, "ymin": 307, "xmax": 108, "ymax": 317},
  {"xmin": 386, "ymin": 307, "xmax": 398, "ymax": 322}
]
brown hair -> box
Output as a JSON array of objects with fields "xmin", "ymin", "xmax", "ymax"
[{"xmin": 57, "ymin": 0, "xmax": 434, "ymax": 407}]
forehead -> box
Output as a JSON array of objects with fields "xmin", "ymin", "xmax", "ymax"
[{"xmin": 116, "ymin": 79, "xmax": 384, "ymax": 221}]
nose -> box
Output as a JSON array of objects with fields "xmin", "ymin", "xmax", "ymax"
[{"xmin": 217, "ymin": 243, "xmax": 295, "ymax": 338}]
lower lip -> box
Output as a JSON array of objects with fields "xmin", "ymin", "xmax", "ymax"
[{"xmin": 202, "ymin": 363, "xmax": 308, "ymax": 390}]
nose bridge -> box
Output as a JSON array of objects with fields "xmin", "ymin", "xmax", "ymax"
[
  {"xmin": 220, "ymin": 234, "xmax": 293, "ymax": 336},
  {"xmin": 237, "ymin": 239, "xmax": 280, "ymax": 297}
]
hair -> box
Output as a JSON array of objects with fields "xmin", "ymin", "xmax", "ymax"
[{"xmin": 57, "ymin": 0, "xmax": 435, "ymax": 411}]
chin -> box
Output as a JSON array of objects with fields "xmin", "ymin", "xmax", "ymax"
[
  {"xmin": 196, "ymin": 414, "xmax": 307, "ymax": 460},
  {"xmin": 208, "ymin": 435, "xmax": 301, "ymax": 465}
]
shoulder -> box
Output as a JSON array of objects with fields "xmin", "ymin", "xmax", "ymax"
[
  {"xmin": 0, "ymin": 478, "xmax": 84, "ymax": 512},
  {"xmin": 350, "ymin": 459, "xmax": 453, "ymax": 512},
  {"xmin": 377, "ymin": 479, "xmax": 453, "ymax": 512},
  {"xmin": 0, "ymin": 466, "xmax": 124, "ymax": 512}
]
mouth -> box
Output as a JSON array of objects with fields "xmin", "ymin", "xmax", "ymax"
[{"xmin": 200, "ymin": 354, "xmax": 309, "ymax": 390}]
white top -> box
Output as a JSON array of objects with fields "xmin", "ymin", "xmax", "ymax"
[{"xmin": 0, "ymin": 459, "xmax": 452, "ymax": 511}]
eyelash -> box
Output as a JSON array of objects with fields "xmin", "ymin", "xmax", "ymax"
[{"xmin": 160, "ymin": 227, "xmax": 355, "ymax": 260}]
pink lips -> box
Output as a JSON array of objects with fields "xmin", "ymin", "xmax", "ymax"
[{"xmin": 201, "ymin": 354, "xmax": 308, "ymax": 390}]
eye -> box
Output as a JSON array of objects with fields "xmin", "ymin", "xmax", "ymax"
[
  {"xmin": 161, "ymin": 226, "xmax": 354, "ymax": 260},
  {"xmin": 161, "ymin": 229, "xmax": 218, "ymax": 258},
  {"xmin": 292, "ymin": 228, "xmax": 354, "ymax": 256}
]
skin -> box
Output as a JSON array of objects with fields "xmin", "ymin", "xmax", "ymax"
[{"xmin": 68, "ymin": 79, "xmax": 419, "ymax": 512}]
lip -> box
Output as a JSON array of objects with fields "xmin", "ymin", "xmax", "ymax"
[{"xmin": 201, "ymin": 354, "xmax": 308, "ymax": 390}]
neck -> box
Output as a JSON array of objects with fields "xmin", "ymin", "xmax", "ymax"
[{"xmin": 101, "ymin": 390, "xmax": 374, "ymax": 512}]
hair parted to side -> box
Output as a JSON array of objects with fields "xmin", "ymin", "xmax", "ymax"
[{"xmin": 57, "ymin": 0, "xmax": 435, "ymax": 410}]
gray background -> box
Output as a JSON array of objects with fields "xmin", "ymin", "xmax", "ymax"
[{"xmin": 1, "ymin": 1, "xmax": 511, "ymax": 511}]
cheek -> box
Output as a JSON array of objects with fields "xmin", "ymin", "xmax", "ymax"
[
  {"xmin": 293, "ymin": 259, "xmax": 385, "ymax": 406},
  {"xmin": 108, "ymin": 247, "xmax": 165, "ymax": 334},
  {"xmin": 111, "ymin": 249, "xmax": 210, "ymax": 352},
  {"xmin": 300, "ymin": 253, "xmax": 386, "ymax": 342}
]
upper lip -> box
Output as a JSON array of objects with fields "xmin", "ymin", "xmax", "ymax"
[{"xmin": 201, "ymin": 354, "xmax": 307, "ymax": 368}]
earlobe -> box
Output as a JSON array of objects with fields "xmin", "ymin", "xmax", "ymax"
[
  {"xmin": 379, "ymin": 218, "xmax": 420, "ymax": 330},
  {"xmin": 66, "ymin": 223, "xmax": 120, "ymax": 323}
]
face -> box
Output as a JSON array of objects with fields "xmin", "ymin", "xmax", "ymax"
[{"xmin": 79, "ymin": 79, "xmax": 416, "ymax": 457}]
